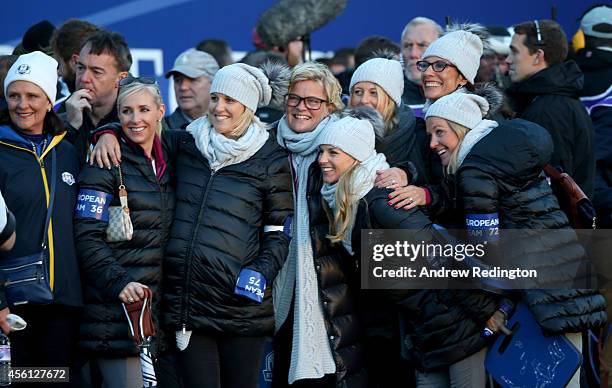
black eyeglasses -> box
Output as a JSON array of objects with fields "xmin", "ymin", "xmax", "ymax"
[
  {"xmin": 416, "ymin": 60, "xmax": 456, "ymax": 73},
  {"xmin": 285, "ymin": 93, "xmax": 328, "ymax": 110},
  {"xmin": 119, "ymin": 76, "xmax": 157, "ymax": 87},
  {"xmin": 533, "ymin": 20, "xmax": 545, "ymax": 46}
]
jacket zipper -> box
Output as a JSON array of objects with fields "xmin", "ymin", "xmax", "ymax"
[
  {"xmin": 3, "ymin": 260, "xmax": 44, "ymax": 271},
  {"xmin": 179, "ymin": 164, "xmax": 219, "ymax": 331},
  {"xmin": 0, "ymin": 139, "xmax": 60, "ymax": 290}
]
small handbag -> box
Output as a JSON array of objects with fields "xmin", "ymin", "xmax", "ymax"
[
  {"xmin": 106, "ymin": 165, "xmax": 133, "ymax": 242},
  {"xmin": 122, "ymin": 287, "xmax": 156, "ymax": 345},
  {"xmin": 0, "ymin": 149, "xmax": 57, "ymax": 307}
]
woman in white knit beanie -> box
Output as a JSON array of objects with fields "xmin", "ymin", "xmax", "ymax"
[
  {"xmin": 348, "ymin": 53, "xmax": 439, "ymax": 195},
  {"xmin": 418, "ymin": 23, "xmax": 488, "ymax": 102},
  {"xmin": 387, "ymin": 23, "xmax": 493, "ymax": 212},
  {"xmin": 92, "ymin": 62, "xmax": 295, "ymax": 388}
]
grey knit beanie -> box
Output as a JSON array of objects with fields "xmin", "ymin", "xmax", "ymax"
[
  {"xmin": 210, "ymin": 63, "xmax": 272, "ymax": 112},
  {"xmin": 425, "ymin": 93, "xmax": 489, "ymax": 129},
  {"xmin": 349, "ymin": 57, "xmax": 404, "ymax": 106},
  {"xmin": 422, "ymin": 25, "xmax": 486, "ymax": 84},
  {"xmin": 319, "ymin": 115, "xmax": 375, "ymax": 162}
]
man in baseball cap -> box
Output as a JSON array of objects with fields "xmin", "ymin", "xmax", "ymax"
[{"xmin": 164, "ymin": 48, "xmax": 219, "ymax": 129}]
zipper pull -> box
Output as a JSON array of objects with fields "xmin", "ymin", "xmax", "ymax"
[{"xmin": 182, "ymin": 324, "xmax": 186, "ymax": 334}]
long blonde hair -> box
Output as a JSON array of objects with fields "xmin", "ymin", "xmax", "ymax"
[
  {"xmin": 445, "ymin": 121, "xmax": 470, "ymax": 175},
  {"xmin": 326, "ymin": 161, "xmax": 360, "ymax": 244}
]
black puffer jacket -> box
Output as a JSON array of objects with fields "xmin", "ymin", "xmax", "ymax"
[
  {"xmin": 398, "ymin": 288, "xmax": 498, "ymax": 371},
  {"xmin": 506, "ymin": 61, "xmax": 595, "ymax": 197},
  {"xmin": 349, "ymin": 188, "xmax": 428, "ymax": 335},
  {"xmin": 346, "ymin": 188, "xmax": 499, "ymax": 371},
  {"xmin": 306, "ymin": 163, "xmax": 367, "ymax": 387},
  {"xmin": 456, "ymin": 118, "xmax": 606, "ymax": 334},
  {"xmin": 162, "ymin": 130, "xmax": 292, "ymax": 336},
  {"xmin": 376, "ymin": 106, "xmax": 442, "ymax": 187},
  {"xmin": 75, "ymin": 132, "xmax": 175, "ymax": 357}
]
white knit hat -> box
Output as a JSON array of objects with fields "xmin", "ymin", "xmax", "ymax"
[
  {"xmin": 349, "ymin": 57, "xmax": 404, "ymax": 106},
  {"xmin": 210, "ymin": 63, "xmax": 271, "ymax": 112},
  {"xmin": 425, "ymin": 93, "xmax": 489, "ymax": 129},
  {"xmin": 422, "ymin": 30, "xmax": 484, "ymax": 84},
  {"xmin": 4, "ymin": 51, "xmax": 58, "ymax": 105},
  {"xmin": 318, "ymin": 116, "xmax": 375, "ymax": 162}
]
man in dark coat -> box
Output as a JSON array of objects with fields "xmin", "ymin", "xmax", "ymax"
[
  {"xmin": 506, "ymin": 20, "xmax": 596, "ymax": 198},
  {"xmin": 61, "ymin": 31, "xmax": 131, "ymax": 166},
  {"xmin": 163, "ymin": 48, "xmax": 219, "ymax": 130},
  {"xmin": 575, "ymin": 5, "xmax": 612, "ymax": 227}
]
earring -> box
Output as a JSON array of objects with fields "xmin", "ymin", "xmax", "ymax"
[{"xmin": 47, "ymin": 107, "xmax": 51, "ymax": 112}]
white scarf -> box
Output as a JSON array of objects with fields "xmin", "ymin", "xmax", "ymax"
[
  {"xmin": 273, "ymin": 114, "xmax": 338, "ymax": 383},
  {"xmin": 456, "ymin": 119, "xmax": 498, "ymax": 168},
  {"xmin": 320, "ymin": 153, "xmax": 389, "ymax": 254},
  {"xmin": 187, "ymin": 116, "xmax": 269, "ymax": 171}
]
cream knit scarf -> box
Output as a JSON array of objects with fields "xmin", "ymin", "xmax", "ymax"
[
  {"xmin": 187, "ymin": 116, "xmax": 269, "ymax": 171},
  {"xmin": 274, "ymin": 114, "xmax": 337, "ymax": 384}
]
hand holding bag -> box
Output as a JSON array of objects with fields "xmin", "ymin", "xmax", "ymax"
[
  {"xmin": 106, "ymin": 165, "xmax": 133, "ymax": 242},
  {"xmin": 0, "ymin": 149, "xmax": 57, "ymax": 306},
  {"xmin": 122, "ymin": 287, "xmax": 156, "ymax": 345}
]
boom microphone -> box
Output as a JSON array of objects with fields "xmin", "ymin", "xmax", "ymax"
[{"xmin": 256, "ymin": 0, "xmax": 347, "ymax": 48}]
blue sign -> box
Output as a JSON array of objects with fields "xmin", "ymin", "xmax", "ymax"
[
  {"xmin": 75, "ymin": 189, "xmax": 113, "ymax": 222},
  {"xmin": 235, "ymin": 268, "xmax": 266, "ymax": 303},
  {"xmin": 465, "ymin": 212, "xmax": 499, "ymax": 243}
]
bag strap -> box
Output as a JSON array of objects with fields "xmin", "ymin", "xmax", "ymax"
[
  {"xmin": 117, "ymin": 164, "xmax": 129, "ymax": 209},
  {"xmin": 543, "ymin": 164, "xmax": 561, "ymax": 180},
  {"xmin": 41, "ymin": 148, "xmax": 57, "ymax": 250}
]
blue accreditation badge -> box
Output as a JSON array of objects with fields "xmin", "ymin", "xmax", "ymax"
[
  {"xmin": 235, "ymin": 268, "xmax": 266, "ymax": 303},
  {"xmin": 75, "ymin": 189, "xmax": 113, "ymax": 222},
  {"xmin": 465, "ymin": 213, "xmax": 499, "ymax": 243}
]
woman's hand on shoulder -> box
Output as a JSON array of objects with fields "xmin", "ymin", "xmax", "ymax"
[
  {"xmin": 387, "ymin": 185, "xmax": 427, "ymax": 210},
  {"xmin": 90, "ymin": 134, "xmax": 122, "ymax": 169},
  {"xmin": 375, "ymin": 168, "xmax": 407, "ymax": 189}
]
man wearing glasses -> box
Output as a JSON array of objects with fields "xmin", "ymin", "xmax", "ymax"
[
  {"xmin": 62, "ymin": 31, "xmax": 131, "ymax": 166},
  {"xmin": 506, "ymin": 20, "xmax": 595, "ymax": 198}
]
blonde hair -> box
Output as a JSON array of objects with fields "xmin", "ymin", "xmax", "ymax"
[
  {"xmin": 117, "ymin": 82, "xmax": 164, "ymax": 134},
  {"xmin": 207, "ymin": 108, "xmax": 263, "ymax": 139},
  {"xmin": 290, "ymin": 62, "xmax": 344, "ymax": 113},
  {"xmin": 349, "ymin": 83, "xmax": 397, "ymax": 135},
  {"xmin": 445, "ymin": 121, "xmax": 470, "ymax": 175},
  {"xmin": 326, "ymin": 161, "xmax": 360, "ymax": 244}
]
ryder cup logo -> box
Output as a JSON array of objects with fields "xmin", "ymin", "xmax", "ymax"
[
  {"xmin": 62, "ymin": 172, "xmax": 75, "ymax": 186},
  {"xmin": 16, "ymin": 64, "xmax": 31, "ymax": 74}
]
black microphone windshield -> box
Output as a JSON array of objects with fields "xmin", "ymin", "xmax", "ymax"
[{"xmin": 256, "ymin": 0, "xmax": 347, "ymax": 47}]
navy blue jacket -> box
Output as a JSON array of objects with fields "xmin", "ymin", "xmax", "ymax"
[{"xmin": 0, "ymin": 125, "xmax": 83, "ymax": 307}]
